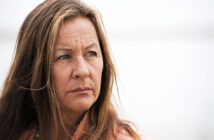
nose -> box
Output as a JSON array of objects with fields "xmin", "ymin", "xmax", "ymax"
[{"xmin": 72, "ymin": 57, "xmax": 89, "ymax": 79}]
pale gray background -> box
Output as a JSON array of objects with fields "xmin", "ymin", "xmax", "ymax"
[{"xmin": 0, "ymin": 0, "xmax": 214, "ymax": 140}]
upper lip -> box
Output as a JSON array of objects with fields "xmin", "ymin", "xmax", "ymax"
[{"xmin": 71, "ymin": 87, "xmax": 92, "ymax": 92}]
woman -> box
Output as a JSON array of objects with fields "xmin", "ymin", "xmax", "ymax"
[{"xmin": 0, "ymin": 0, "xmax": 141, "ymax": 139}]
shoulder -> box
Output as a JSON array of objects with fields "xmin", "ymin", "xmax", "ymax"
[
  {"xmin": 116, "ymin": 127, "xmax": 152, "ymax": 140},
  {"xmin": 116, "ymin": 128, "xmax": 135, "ymax": 140},
  {"xmin": 19, "ymin": 129, "xmax": 37, "ymax": 140}
]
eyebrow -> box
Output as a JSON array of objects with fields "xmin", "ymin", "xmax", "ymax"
[{"xmin": 55, "ymin": 43, "xmax": 99, "ymax": 52}]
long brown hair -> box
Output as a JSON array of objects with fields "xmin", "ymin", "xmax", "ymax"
[{"xmin": 0, "ymin": 0, "xmax": 140, "ymax": 139}]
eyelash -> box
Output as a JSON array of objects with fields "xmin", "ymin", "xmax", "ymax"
[
  {"xmin": 56, "ymin": 54, "xmax": 71, "ymax": 61},
  {"xmin": 86, "ymin": 51, "xmax": 98, "ymax": 57},
  {"xmin": 56, "ymin": 51, "xmax": 98, "ymax": 61}
]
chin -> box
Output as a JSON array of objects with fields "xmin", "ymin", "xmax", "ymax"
[
  {"xmin": 70, "ymin": 102, "xmax": 95, "ymax": 113},
  {"xmin": 79, "ymin": 102, "xmax": 94, "ymax": 110}
]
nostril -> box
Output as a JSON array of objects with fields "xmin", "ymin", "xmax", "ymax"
[
  {"xmin": 72, "ymin": 65, "xmax": 90, "ymax": 79},
  {"xmin": 71, "ymin": 57, "xmax": 90, "ymax": 79},
  {"xmin": 74, "ymin": 74, "xmax": 80, "ymax": 79}
]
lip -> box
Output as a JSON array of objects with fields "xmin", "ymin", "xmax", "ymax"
[{"xmin": 70, "ymin": 87, "xmax": 92, "ymax": 94}]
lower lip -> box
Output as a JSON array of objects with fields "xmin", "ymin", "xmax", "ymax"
[{"xmin": 71, "ymin": 89, "xmax": 91, "ymax": 94}]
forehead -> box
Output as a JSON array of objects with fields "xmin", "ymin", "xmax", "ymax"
[{"xmin": 55, "ymin": 17, "xmax": 98, "ymax": 45}]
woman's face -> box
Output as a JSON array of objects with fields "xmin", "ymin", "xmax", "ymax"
[{"xmin": 52, "ymin": 17, "xmax": 103, "ymax": 116}]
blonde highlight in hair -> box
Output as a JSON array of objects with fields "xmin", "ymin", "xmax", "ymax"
[{"xmin": 0, "ymin": 0, "xmax": 141, "ymax": 139}]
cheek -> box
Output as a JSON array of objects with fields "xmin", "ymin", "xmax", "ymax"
[
  {"xmin": 94, "ymin": 60, "xmax": 103, "ymax": 86},
  {"xmin": 52, "ymin": 66, "xmax": 69, "ymax": 95}
]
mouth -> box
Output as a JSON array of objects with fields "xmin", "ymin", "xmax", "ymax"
[{"xmin": 70, "ymin": 87, "xmax": 92, "ymax": 94}]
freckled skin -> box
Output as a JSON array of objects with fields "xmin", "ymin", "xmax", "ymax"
[{"xmin": 52, "ymin": 17, "xmax": 103, "ymax": 122}]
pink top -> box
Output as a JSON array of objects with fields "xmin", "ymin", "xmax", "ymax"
[{"xmin": 20, "ymin": 113, "xmax": 147, "ymax": 140}]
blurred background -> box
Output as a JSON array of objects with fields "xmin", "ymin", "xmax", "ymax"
[{"xmin": 0, "ymin": 0, "xmax": 214, "ymax": 140}]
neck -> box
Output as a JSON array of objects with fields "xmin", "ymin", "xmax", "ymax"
[{"xmin": 62, "ymin": 111, "xmax": 86, "ymax": 136}]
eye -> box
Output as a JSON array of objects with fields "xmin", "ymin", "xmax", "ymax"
[
  {"xmin": 56, "ymin": 54, "xmax": 71, "ymax": 61},
  {"xmin": 85, "ymin": 51, "xmax": 98, "ymax": 57}
]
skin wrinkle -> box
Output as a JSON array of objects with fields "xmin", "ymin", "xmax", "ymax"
[
  {"xmin": 54, "ymin": 44, "xmax": 101, "ymax": 61},
  {"xmin": 52, "ymin": 16, "xmax": 103, "ymax": 135}
]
